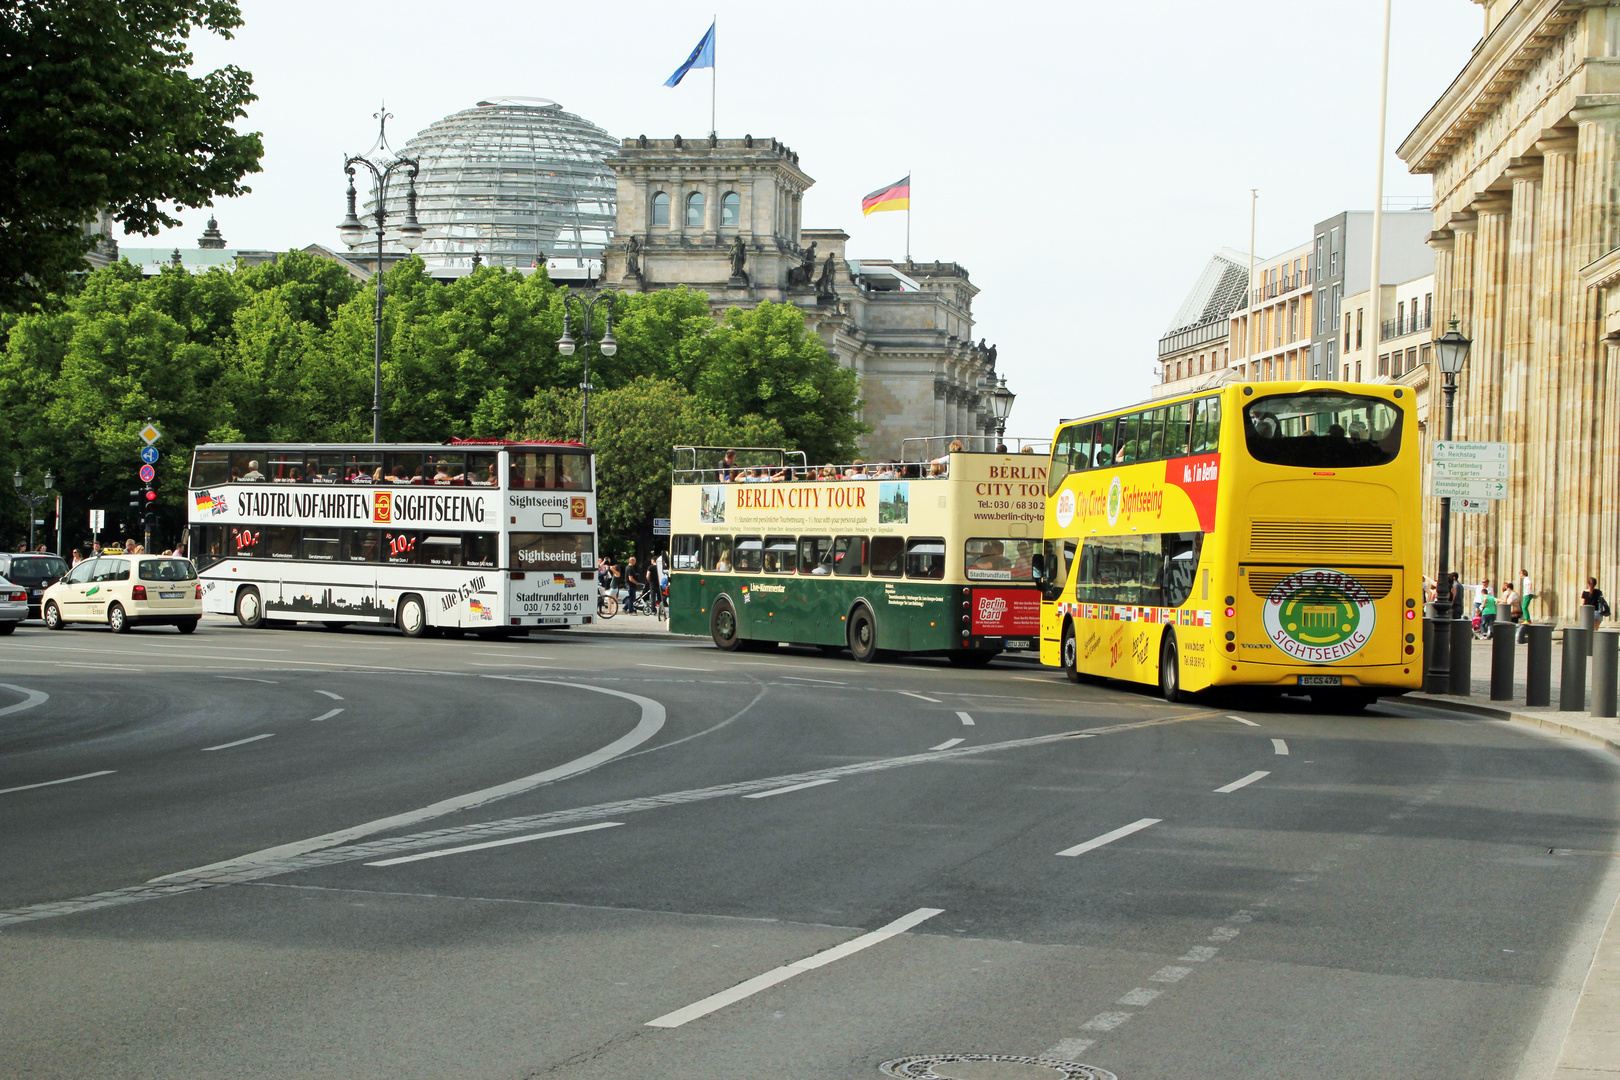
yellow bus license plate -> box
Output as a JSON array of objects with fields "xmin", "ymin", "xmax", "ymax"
[{"xmin": 1298, "ymin": 675, "xmax": 1341, "ymax": 687}]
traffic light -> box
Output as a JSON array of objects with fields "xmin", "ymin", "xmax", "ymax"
[
  {"xmin": 143, "ymin": 486, "xmax": 156, "ymax": 505},
  {"xmin": 128, "ymin": 489, "xmax": 142, "ymax": 508}
]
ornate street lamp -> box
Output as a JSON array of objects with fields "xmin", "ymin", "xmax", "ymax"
[
  {"xmin": 981, "ymin": 375, "xmax": 1016, "ymax": 445},
  {"xmin": 338, "ymin": 108, "xmax": 422, "ymax": 443},
  {"xmin": 12, "ymin": 468, "xmax": 54, "ymax": 552},
  {"xmin": 556, "ymin": 292, "xmax": 617, "ymax": 445},
  {"xmin": 1425, "ymin": 316, "xmax": 1472, "ymax": 693}
]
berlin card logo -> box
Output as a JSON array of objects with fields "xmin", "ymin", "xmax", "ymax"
[
  {"xmin": 372, "ymin": 491, "xmax": 392, "ymax": 523},
  {"xmin": 1262, "ymin": 568, "xmax": 1377, "ymax": 663},
  {"xmin": 570, "ymin": 497, "xmax": 587, "ymax": 520},
  {"xmin": 1054, "ymin": 488, "xmax": 1076, "ymax": 528},
  {"xmin": 1106, "ymin": 476, "xmax": 1123, "ymax": 527}
]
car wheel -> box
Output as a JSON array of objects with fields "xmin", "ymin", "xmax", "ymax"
[
  {"xmin": 43, "ymin": 601, "xmax": 64, "ymax": 631},
  {"xmin": 1159, "ymin": 632, "xmax": 1185, "ymax": 703},
  {"xmin": 398, "ymin": 595, "xmax": 428, "ymax": 638},
  {"xmin": 235, "ymin": 587, "xmax": 264, "ymax": 629},
  {"xmin": 710, "ymin": 597, "xmax": 742, "ymax": 651},
  {"xmin": 108, "ymin": 603, "xmax": 130, "ymax": 634},
  {"xmin": 0, "ymin": 622, "xmax": 15, "ymax": 635},
  {"xmin": 175, "ymin": 618, "xmax": 198, "ymax": 634},
  {"xmin": 848, "ymin": 607, "xmax": 880, "ymax": 663}
]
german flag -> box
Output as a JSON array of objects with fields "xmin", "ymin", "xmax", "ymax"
[{"xmin": 861, "ymin": 175, "xmax": 910, "ymax": 216}]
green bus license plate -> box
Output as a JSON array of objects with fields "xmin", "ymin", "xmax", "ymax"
[{"xmin": 1298, "ymin": 675, "xmax": 1342, "ymax": 687}]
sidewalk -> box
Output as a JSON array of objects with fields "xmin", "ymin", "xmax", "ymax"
[{"xmin": 532, "ymin": 615, "xmax": 695, "ymax": 642}]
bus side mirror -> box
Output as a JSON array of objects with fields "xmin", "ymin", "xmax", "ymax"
[{"xmin": 1031, "ymin": 553, "xmax": 1046, "ymax": 582}]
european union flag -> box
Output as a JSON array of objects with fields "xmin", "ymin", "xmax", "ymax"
[{"xmin": 664, "ymin": 21, "xmax": 715, "ymax": 87}]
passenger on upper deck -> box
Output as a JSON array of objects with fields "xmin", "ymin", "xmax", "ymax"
[
  {"xmin": 238, "ymin": 460, "xmax": 265, "ymax": 482},
  {"xmin": 716, "ymin": 449, "xmax": 739, "ymax": 483}
]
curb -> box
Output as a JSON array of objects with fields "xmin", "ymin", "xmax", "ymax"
[
  {"xmin": 529, "ymin": 626, "xmax": 701, "ymax": 643},
  {"xmin": 1407, "ymin": 693, "xmax": 1620, "ymax": 756}
]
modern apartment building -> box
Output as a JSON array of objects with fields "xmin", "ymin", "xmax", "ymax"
[
  {"xmin": 1338, "ymin": 274, "xmax": 1436, "ymax": 383},
  {"xmin": 1306, "ymin": 210, "xmax": 1434, "ymax": 378},
  {"xmin": 1227, "ymin": 241, "xmax": 1315, "ymax": 382},
  {"xmin": 1153, "ymin": 248, "xmax": 1249, "ymax": 398}
]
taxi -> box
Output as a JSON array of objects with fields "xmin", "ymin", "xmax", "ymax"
[{"xmin": 41, "ymin": 551, "xmax": 203, "ymax": 633}]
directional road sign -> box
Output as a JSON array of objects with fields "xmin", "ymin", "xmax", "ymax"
[
  {"xmin": 1430, "ymin": 476, "xmax": 1508, "ymax": 500},
  {"xmin": 1434, "ymin": 440, "xmax": 1509, "ymax": 463},
  {"xmin": 1433, "ymin": 459, "xmax": 1509, "ymax": 480},
  {"xmin": 1453, "ymin": 497, "xmax": 1491, "ymax": 514},
  {"xmin": 139, "ymin": 463, "xmax": 155, "ymax": 484},
  {"xmin": 138, "ymin": 423, "xmax": 162, "ymax": 446},
  {"xmin": 140, "ymin": 446, "xmax": 159, "ymax": 465}
]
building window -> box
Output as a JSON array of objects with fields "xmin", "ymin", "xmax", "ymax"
[
  {"xmin": 1356, "ymin": 308, "xmax": 1363, "ymax": 350},
  {"xmin": 1332, "ymin": 284, "xmax": 1342, "ymax": 319},
  {"xmin": 1424, "ymin": 292, "xmax": 1432, "ymax": 328},
  {"xmin": 1397, "ymin": 300, "xmax": 1405, "ymax": 334},
  {"xmin": 1315, "ymin": 235, "xmax": 1326, "ymax": 281},
  {"xmin": 1407, "ymin": 346, "xmax": 1417, "ymax": 372},
  {"xmin": 1317, "ymin": 289, "xmax": 1328, "ymax": 331},
  {"xmin": 721, "ymin": 191, "xmax": 739, "ymax": 227},
  {"xmin": 1420, "ymin": 343, "xmax": 1431, "ymax": 367},
  {"xmin": 1289, "ymin": 298, "xmax": 1299, "ymax": 341},
  {"xmin": 1344, "ymin": 314, "xmax": 1351, "ymax": 352},
  {"xmin": 1344, "ymin": 363, "xmax": 1351, "ymax": 381},
  {"xmin": 685, "ymin": 191, "xmax": 705, "ymax": 227},
  {"xmin": 1379, "ymin": 353, "xmax": 1389, "ymax": 376},
  {"xmin": 1355, "ymin": 361, "xmax": 1362, "ymax": 381},
  {"xmin": 651, "ymin": 192, "xmax": 669, "ymax": 226}
]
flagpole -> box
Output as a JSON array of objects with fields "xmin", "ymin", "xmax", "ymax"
[
  {"xmin": 710, "ymin": 15, "xmax": 717, "ymax": 137},
  {"xmin": 905, "ymin": 167, "xmax": 911, "ymax": 265}
]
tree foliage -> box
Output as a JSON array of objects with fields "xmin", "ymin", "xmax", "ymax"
[
  {"xmin": 0, "ymin": 1, "xmax": 264, "ymax": 309},
  {"xmin": 0, "ymin": 255, "xmax": 865, "ymax": 554}
]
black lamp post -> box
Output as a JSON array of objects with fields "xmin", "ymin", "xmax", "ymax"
[
  {"xmin": 982, "ymin": 375, "xmax": 1016, "ymax": 447},
  {"xmin": 556, "ymin": 293, "xmax": 617, "ymax": 445},
  {"xmin": 12, "ymin": 468, "xmax": 53, "ymax": 552},
  {"xmin": 1425, "ymin": 316, "xmax": 1472, "ymax": 693},
  {"xmin": 338, "ymin": 108, "xmax": 423, "ymax": 444}
]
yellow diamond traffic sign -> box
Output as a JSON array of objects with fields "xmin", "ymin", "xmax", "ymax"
[{"xmin": 139, "ymin": 423, "xmax": 162, "ymax": 445}]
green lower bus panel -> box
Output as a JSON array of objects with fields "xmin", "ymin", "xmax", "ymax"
[{"xmin": 671, "ymin": 574, "xmax": 960, "ymax": 653}]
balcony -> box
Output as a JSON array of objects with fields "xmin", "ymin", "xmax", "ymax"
[{"xmin": 1380, "ymin": 308, "xmax": 1433, "ymax": 342}]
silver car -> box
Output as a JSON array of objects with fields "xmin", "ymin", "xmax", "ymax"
[{"xmin": 0, "ymin": 575, "xmax": 25, "ymax": 634}]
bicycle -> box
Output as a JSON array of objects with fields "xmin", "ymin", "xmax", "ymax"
[{"xmin": 596, "ymin": 587, "xmax": 618, "ymax": 619}]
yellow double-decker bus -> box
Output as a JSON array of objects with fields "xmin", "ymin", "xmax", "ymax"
[{"xmin": 1038, "ymin": 383, "xmax": 1422, "ymax": 710}]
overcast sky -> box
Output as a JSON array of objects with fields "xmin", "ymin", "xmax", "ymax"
[{"xmin": 142, "ymin": 0, "xmax": 1483, "ymax": 442}]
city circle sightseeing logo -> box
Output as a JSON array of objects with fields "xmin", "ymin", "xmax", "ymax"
[
  {"xmin": 1262, "ymin": 568, "xmax": 1378, "ymax": 662},
  {"xmin": 1106, "ymin": 476, "xmax": 1123, "ymax": 526}
]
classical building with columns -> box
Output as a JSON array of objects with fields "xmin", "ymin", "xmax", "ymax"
[
  {"xmin": 1398, "ymin": 0, "xmax": 1620, "ymax": 622},
  {"xmin": 602, "ymin": 136, "xmax": 1001, "ymax": 461}
]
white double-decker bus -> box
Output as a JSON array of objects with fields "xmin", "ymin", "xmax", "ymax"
[{"xmin": 186, "ymin": 441, "xmax": 597, "ymax": 637}]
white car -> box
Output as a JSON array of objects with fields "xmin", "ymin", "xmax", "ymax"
[
  {"xmin": 0, "ymin": 575, "xmax": 25, "ymax": 634},
  {"xmin": 41, "ymin": 554, "xmax": 203, "ymax": 633}
]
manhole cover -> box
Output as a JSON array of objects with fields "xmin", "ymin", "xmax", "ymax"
[{"xmin": 880, "ymin": 1055, "xmax": 1115, "ymax": 1080}]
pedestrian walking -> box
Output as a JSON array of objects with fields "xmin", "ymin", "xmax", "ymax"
[
  {"xmin": 625, "ymin": 557, "xmax": 646, "ymax": 613},
  {"xmin": 1449, "ymin": 573, "xmax": 1465, "ymax": 620},
  {"xmin": 1501, "ymin": 582, "xmax": 1520, "ymax": 625},
  {"xmin": 1582, "ymin": 577, "xmax": 1610, "ymax": 622},
  {"xmin": 1480, "ymin": 590, "xmax": 1498, "ymax": 638}
]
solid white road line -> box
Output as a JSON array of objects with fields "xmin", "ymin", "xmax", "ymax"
[
  {"xmin": 955, "ymin": 711, "xmax": 976, "ymax": 726},
  {"xmin": 780, "ymin": 675, "xmax": 846, "ymax": 684},
  {"xmin": 1213, "ymin": 770, "xmax": 1271, "ymax": 793},
  {"xmin": 315, "ymin": 690, "xmax": 344, "ymax": 700},
  {"xmin": 929, "ymin": 738, "xmax": 965, "ymax": 751},
  {"xmin": 1228, "ymin": 715, "xmax": 1260, "ymax": 726},
  {"xmin": 638, "ymin": 663, "xmax": 712, "ymax": 672},
  {"xmin": 1055, "ymin": 817, "xmax": 1162, "ymax": 858},
  {"xmin": 214, "ymin": 675, "xmax": 277, "ymax": 684},
  {"xmin": 742, "ymin": 778, "xmax": 839, "ymax": 800},
  {"xmin": 0, "ymin": 683, "xmax": 49, "ymax": 718},
  {"xmin": 309, "ymin": 709, "xmax": 344, "ymax": 723},
  {"xmin": 364, "ymin": 821, "xmax": 624, "ymax": 867},
  {"xmin": 200, "ymin": 733, "xmax": 275, "ymax": 752},
  {"xmin": 645, "ymin": 907, "xmax": 944, "ymax": 1028},
  {"xmin": 896, "ymin": 691, "xmax": 942, "ymax": 703},
  {"xmin": 1272, "ymin": 738, "xmax": 1289, "ymax": 755},
  {"xmin": 0, "ymin": 770, "xmax": 115, "ymax": 796}
]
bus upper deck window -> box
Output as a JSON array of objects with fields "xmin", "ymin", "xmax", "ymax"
[
  {"xmin": 1164, "ymin": 401, "xmax": 1192, "ymax": 459},
  {"xmin": 1191, "ymin": 396, "xmax": 1221, "ymax": 455},
  {"xmin": 230, "ymin": 451, "xmax": 267, "ymax": 482},
  {"xmin": 306, "ymin": 453, "xmax": 344, "ymax": 484},
  {"xmin": 268, "ymin": 453, "xmax": 304, "ymax": 483},
  {"xmin": 345, "ymin": 453, "xmax": 382, "ymax": 483},
  {"xmin": 386, "ymin": 453, "xmax": 425, "ymax": 484},
  {"xmin": 191, "ymin": 451, "xmax": 230, "ymax": 488},
  {"xmin": 426, "ymin": 455, "xmax": 466, "ymax": 486},
  {"xmin": 466, "ymin": 453, "xmax": 499, "ymax": 487}
]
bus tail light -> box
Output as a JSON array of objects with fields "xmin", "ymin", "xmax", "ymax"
[
  {"xmin": 1225, "ymin": 606, "xmax": 1236, "ymax": 618},
  {"xmin": 131, "ymin": 585, "xmax": 147, "ymax": 600},
  {"xmin": 1405, "ymin": 608, "xmax": 1416, "ymax": 620}
]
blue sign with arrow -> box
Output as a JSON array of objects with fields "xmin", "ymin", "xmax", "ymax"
[{"xmin": 140, "ymin": 446, "xmax": 159, "ymax": 465}]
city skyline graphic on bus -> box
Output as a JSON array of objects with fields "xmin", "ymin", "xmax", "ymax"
[
  {"xmin": 266, "ymin": 589, "xmax": 392, "ymax": 620},
  {"xmin": 878, "ymin": 482, "xmax": 909, "ymax": 524},
  {"xmin": 700, "ymin": 485, "xmax": 726, "ymax": 524}
]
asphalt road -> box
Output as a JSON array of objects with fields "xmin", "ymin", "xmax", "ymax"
[{"xmin": 1, "ymin": 618, "xmax": 1617, "ymax": 1080}]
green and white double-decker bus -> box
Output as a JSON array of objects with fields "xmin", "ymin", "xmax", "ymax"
[{"xmin": 667, "ymin": 441, "xmax": 1047, "ymax": 664}]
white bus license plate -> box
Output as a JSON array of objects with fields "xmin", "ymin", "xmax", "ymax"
[
  {"xmin": 159, "ymin": 591, "xmax": 186, "ymax": 599},
  {"xmin": 1298, "ymin": 675, "xmax": 1341, "ymax": 687}
]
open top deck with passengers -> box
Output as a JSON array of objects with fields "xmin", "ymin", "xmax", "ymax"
[
  {"xmin": 186, "ymin": 440, "xmax": 598, "ymax": 637},
  {"xmin": 666, "ymin": 438, "xmax": 1051, "ymax": 663}
]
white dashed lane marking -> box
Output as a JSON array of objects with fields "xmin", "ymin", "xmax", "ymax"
[
  {"xmin": 214, "ymin": 675, "xmax": 277, "ymax": 684},
  {"xmin": 0, "ymin": 770, "xmax": 115, "ymax": 796},
  {"xmin": 1272, "ymin": 738, "xmax": 1289, "ymax": 755},
  {"xmin": 930, "ymin": 738, "xmax": 964, "ymax": 751},
  {"xmin": 742, "ymin": 778, "xmax": 839, "ymax": 800},
  {"xmin": 309, "ymin": 709, "xmax": 344, "ymax": 723},
  {"xmin": 955, "ymin": 711, "xmax": 976, "ymax": 726},
  {"xmin": 315, "ymin": 690, "xmax": 343, "ymax": 700},
  {"xmin": 1214, "ymin": 770, "xmax": 1270, "ymax": 793},
  {"xmin": 1228, "ymin": 714, "xmax": 1260, "ymax": 726},
  {"xmin": 897, "ymin": 691, "xmax": 942, "ymax": 703},
  {"xmin": 365, "ymin": 821, "xmax": 624, "ymax": 867},
  {"xmin": 199, "ymin": 733, "xmax": 275, "ymax": 752},
  {"xmin": 1056, "ymin": 818, "xmax": 1162, "ymax": 858}
]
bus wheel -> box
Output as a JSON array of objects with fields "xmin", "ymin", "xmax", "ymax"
[
  {"xmin": 947, "ymin": 650, "xmax": 994, "ymax": 668},
  {"xmin": 398, "ymin": 595, "xmax": 428, "ymax": 638},
  {"xmin": 817, "ymin": 644, "xmax": 844, "ymax": 657},
  {"xmin": 848, "ymin": 607, "xmax": 880, "ymax": 663},
  {"xmin": 710, "ymin": 597, "xmax": 742, "ymax": 651},
  {"xmin": 235, "ymin": 587, "xmax": 264, "ymax": 629},
  {"xmin": 320, "ymin": 622, "xmax": 349, "ymax": 632},
  {"xmin": 1062, "ymin": 621, "xmax": 1082, "ymax": 683},
  {"xmin": 1159, "ymin": 632, "xmax": 1186, "ymax": 703}
]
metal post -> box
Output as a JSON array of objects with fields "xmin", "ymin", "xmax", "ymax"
[
  {"xmin": 1449, "ymin": 616, "xmax": 1472, "ymax": 696},
  {"xmin": 373, "ymin": 224, "xmax": 384, "ymax": 443},
  {"xmin": 1525, "ymin": 623, "xmax": 1553, "ymax": 706},
  {"xmin": 1426, "ymin": 371, "xmax": 1459, "ymax": 693},
  {"xmin": 1562, "ymin": 628, "xmax": 1589, "ymax": 712},
  {"xmin": 1490, "ymin": 623, "xmax": 1516, "ymax": 701},
  {"xmin": 1580, "ymin": 604, "xmax": 1597, "ymax": 655},
  {"xmin": 1592, "ymin": 629, "xmax": 1619, "ymax": 718}
]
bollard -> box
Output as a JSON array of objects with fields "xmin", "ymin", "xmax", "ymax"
[
  {"xmin": 1525, "ymin": 623, "xmax": 1553, "ymax": 707},
  {"xmin": 1581, "ymin": 605, "xmax": 1597, "ymax": 655},
  {"xmin": 1450, "ymin": 617, "xmax": 1473, "ymax": 696},
  {"xmin": 1422, "ymin": 607, "xmax": 1452, "ymax": 694},
  {"xmin": 1490, "ymin": 623, "xmax": 1516, "ymax": 701},
  {"xmin": 1562, "ymin": 627, "xmax": 1590, "ymax": 712},
  {"xmin": 1593, "ymin": 629, "xmax": 1620, "ymax": 718}
]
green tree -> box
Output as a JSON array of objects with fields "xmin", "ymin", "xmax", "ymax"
[
  {"xmin": 519, "ymin": 377, "xmax": 783, "ymax": 557},
  {"xmin": 0, "ymin": 0, "xmax": 263, "ymax": 309}
]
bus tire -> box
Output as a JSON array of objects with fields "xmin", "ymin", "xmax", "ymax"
[
  {"xmin": 398, "ymin": 595, "xmax": 428, "ymax": 638},
  {"xmin": 848, "ymin": 606, "xmax": 880, "ymax": 663},
  {"xmin": 235, "ymin": 587, "xmax": 264, "ymax": 629},
  {"xmin": 947, "ymin": 650, "xmax": 995, "ymax": 668},
  {"xmin": 710, "ymin": 596, "xmax": 743, "ymax": 651},
  {"xmin": 1159, "ymin": 631, "xmax": 1186, "ymax": 703},
  {"xmin": 320, "ymin": 622, "xmax": 349, "ymax": 632},
  {"xmin": 817, "ymin": 644, "xmax": 844, "ymax": 657},
  {"xmin": 1062, "ymin": 620, "xmax": 1083, "ymax": 683}
]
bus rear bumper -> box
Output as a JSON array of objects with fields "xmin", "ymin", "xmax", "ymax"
[{"xmin": 1208, "ymin": 663, "xmax": 1422, "ymax": 693}]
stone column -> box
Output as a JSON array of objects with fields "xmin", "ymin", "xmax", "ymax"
[
  {"xmin": 1468, "ymin": 194, "xmax": 1511, "ymax": 583},
  {"xmin": 1564, "ymin": 102, "xmax": 1620, "ymax": 619},
  {"xmin": 1530, "ymin": 133, "xmax": 1577, "ymax": 617},
  {"xmin": 1499, "ymin": 161, "xmax": 1541, "ymax": 581}
]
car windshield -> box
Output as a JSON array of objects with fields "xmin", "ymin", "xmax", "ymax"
[
  {"xmin": 1243, "ymin": 391, "xmax": 1403, "ymax": 468},
  {"xmin": 138, "ymin": 558, "xmax": 197, "ymax": 581},
  {"xmin": 5, "ymin": 556, "xmax": 67, "ymax": 584}
]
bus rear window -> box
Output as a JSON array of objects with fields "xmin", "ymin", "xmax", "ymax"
[
  {"xmin": 510, "ymin": 451, "xmax": 589, "ymax": 490},
  {"xmin": 1244, "ymin": 392, "xmax": 1402, "ymax": 468}
]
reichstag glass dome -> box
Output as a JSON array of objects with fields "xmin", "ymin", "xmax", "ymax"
[{"xmin": 373, "ymin": 97, "xmax": 618, "ymax": 269}]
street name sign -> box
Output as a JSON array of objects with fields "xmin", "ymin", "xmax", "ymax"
[
  {"xmin": 1430, "ymin": 477, "xmax": 1508, "ymax": 500},
  {"xmin": 1433, "ymin": 440, "xmax": 1509, "ymax": 463},
  {"xmin": 1433, "ymin": 459, "xmax": 1510, "ymax": 480}
]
